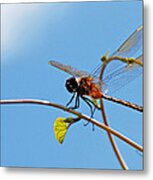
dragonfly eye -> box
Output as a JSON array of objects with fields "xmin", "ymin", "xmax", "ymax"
[{"xmin": 65, "ymin": 77, "xmax": 78, "ymax": 93}]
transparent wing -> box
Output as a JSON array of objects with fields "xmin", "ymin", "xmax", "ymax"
[
  {"xmin": 111, "ymin": 25, "xmax": 143, "ymax": 58},
  {"xmin": 48, "ymin": 60, "xmax": 90, "ymax": 77},
  {"xmin": 91, "ymin": 26, "xmax": 143, "ymax": 94},
  {"xmin": 92, "ymin": 25, "xmax": 143, "ymax": 78},
  {"xmin": 102, "ymin": 55, "xmax": 143, "ymax": 95}
]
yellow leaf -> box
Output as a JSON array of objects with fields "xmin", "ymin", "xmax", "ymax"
[{"xmin": 54, "ymin": 117, "xmax": 73, "ymax": 144}]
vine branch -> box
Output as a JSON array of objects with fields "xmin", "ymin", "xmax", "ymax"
[
  {"xmin": 99, "ymin": 60, "xmax": 127, "ymax": 169},
  {"xmin": 0, "ymin": 99, "xmax": 143, "ymax": 152},
  {"xmin": 98, "ymin": 55, "xmax": 143, "ymax": 169}
]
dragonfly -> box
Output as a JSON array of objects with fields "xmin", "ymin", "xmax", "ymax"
[{"xmin": 49, "ymin": 25, "xmax": 143, "ymax": 117}]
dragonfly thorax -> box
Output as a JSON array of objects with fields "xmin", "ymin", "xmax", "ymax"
[{"xmin": 65, "ymin": 77, "xmax": 79, "ymax": 93}]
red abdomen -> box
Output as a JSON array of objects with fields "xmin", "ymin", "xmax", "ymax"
[{"xmin": 89, "ymin": 83, "xmax": 103, "ymax": 99}]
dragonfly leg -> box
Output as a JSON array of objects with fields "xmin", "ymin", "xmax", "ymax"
[
  {"xmin": 81, "ymin": 96, "xmax": 97, "ymax": 117},
  {"xmin": 83, "ymin": 97, "xmax": 97, "ymax": 109},
  {"xmin": 76, "ymin": 94, "xmax": 80, "ymax": 108},
  {"xmin": 67, "ymin": 94, "xmax": 80, "ymax": 110},
  {"xmin": 66, "ymin": 93, "xmax": 76, "ymax": 107},
  {"xmin": 81, "ymin": 96, "xmax": 97, "ymax": 131}
]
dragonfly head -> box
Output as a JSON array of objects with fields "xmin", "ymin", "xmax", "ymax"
[{"xmin": 65, "ymin": 77, "xmax": 78, "ymax": 93}]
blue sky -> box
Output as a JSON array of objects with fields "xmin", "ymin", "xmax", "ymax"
[{"xmin": 1, "ymin": 1, "xmax": 143, "ymax": 169}]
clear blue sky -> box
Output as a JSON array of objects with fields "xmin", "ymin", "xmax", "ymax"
[{"xmin": 1, "ymin": 1, "xmax": 143, "ymax": 170}]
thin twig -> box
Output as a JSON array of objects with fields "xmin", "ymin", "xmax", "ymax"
[
  {"xmin": 107, "ymin": 56, "xmax": 143, "ymax": 66},
  {"xmin": 0, "ymin": 99, "xmax": 143, "ymax": 152},
  {"xmin": 99, "ymin": 61, "xmax": 128, "ymax": 170},
  {"xmin": 102, "ymin": 94, "xmax": 143, "ymax": 112}
]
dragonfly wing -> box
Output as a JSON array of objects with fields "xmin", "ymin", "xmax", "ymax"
[
  {"xmin": 91, "ymin": 26, "xmax": 143, "ymax": 94},
  {"xmin": 111, "ymin": 25, "xmax": 143, "ymax": 58},
  {"xmin": 102, "ymin": 56, "xmax": 143, "ymax": 95},
  {"xmin": 91, "ymin": 26, "xmax": 143, "ymax": 79},
  {"xmin": 49, "ymin": 60, "xmax": 90, "ymax": 77}
]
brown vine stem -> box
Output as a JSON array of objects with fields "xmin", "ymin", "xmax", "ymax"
[
  {"xmin": 99, "ymin": 62, "xmax": 128, "ymax": 170},
  {"xmin": 99, "ymin": 55, "xmax": 143, "ymax": 169},
  {"xmin": 102, "ymin": 94, "xmax": 143, "ymax": 112},
  {"xmin": 0, "ymin": 99, "xmax": 143, "ymax": 152}
]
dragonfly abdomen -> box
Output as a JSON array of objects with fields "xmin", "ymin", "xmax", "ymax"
[{"xmin": 89, "ymin": 83, "xmax": 103, "ymax": 99}]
